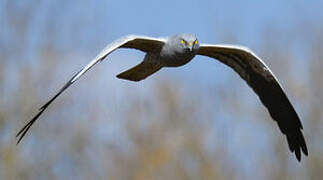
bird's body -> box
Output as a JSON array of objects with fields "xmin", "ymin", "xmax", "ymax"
[
  {"xmin": 16, "ymin": 33, "xmax": 308, "ymax": 162},
  {"xmin": 117, "ymin": 34, "xmax": 199, "ymax": 81},
  {"xmin": 159, "ymin": 49, "xmax": 196, "ymax": 67}
]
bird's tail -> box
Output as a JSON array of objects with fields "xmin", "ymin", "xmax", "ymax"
[{"xmin": 116, "ymin": 61, "xmax": 162, "ymax": 81}]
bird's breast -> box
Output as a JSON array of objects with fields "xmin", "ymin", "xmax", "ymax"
[{"xmin": 160, "ymin": 52, "xmax": 196, "ymax": 67}]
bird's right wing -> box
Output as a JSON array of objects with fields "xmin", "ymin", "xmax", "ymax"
[
  {"xmin": 16, "ymin": 35, "xmax": 166, "ymax": 144},
  {"xmin": 197, "ymin": 44, "xmax": 308, "ymax": 161}
]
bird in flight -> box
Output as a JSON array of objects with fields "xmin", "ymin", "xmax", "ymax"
[{"xmin": 16, "ymin": 34, "xmax": 308, "ymax": 161}]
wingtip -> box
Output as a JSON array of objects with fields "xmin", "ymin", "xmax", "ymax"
[
  {"xmin": 286, "ymin": 129, "xmax": 308, "ymax": 162},
  {"xmin": 16, "ymin": 122, "xmax": 31, "ymax": 145},
  {"xmin": 16, "ymin": 107, "xmax": 46, "ymax": 144},
  {"xmin": 16, "ymin": 136, "xmax": 23, "ymax": 145}
]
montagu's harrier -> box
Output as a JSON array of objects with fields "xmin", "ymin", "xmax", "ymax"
[{"xmin": 17, "ymin": 34, "xmax": 308, "ymax": 161}]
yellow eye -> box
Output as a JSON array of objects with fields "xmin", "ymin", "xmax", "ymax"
[
  {"xmin": 180, "ymin": 39, "xmax": 185, "ymax": 44},
  {"xmin": 194, "ymin": 40, "xmax": 198, "ymax": 44}
]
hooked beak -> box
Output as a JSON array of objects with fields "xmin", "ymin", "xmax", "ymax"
[{"xmin": 188, "ymin": 41, "xmax": 194, "ymax": 51}]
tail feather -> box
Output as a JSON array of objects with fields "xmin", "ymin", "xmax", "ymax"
[{"xmin": 117, "ymin": 62, "xmax": 162, "ymax": 81}]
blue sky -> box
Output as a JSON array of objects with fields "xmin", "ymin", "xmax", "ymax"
[
  {"xmin": 7, "ymin": 0, "xmax": 322, "ymax": 52},
  {"xmin": 2, "ymin": 0, "xmax": 321, "ymax": 178},
  {"xmin": 4, "ymin": 0, "xmax": 321, "ymax": 84}
]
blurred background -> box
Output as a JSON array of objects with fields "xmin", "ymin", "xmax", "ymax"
[{"xmin": 1, "ymin": 0, "xmax": 323, "ymax": 179}]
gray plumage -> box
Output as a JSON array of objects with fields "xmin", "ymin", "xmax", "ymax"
[{"xmin": 16, "ymin": 34, "xmax": 308, "ymax": 161}]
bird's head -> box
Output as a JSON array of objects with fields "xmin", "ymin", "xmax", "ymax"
[{"xmin": 173, "ymin": 34, "xmax": 200, "ymax": 53}]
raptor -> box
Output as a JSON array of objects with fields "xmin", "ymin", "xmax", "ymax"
[{"xmin": 17, "ymin": 34, "xmax": 308, "ymax": 161}]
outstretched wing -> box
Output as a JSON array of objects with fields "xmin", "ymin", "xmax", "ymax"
[
  {"xmin": 198, "ymin": 44, "xmax": 308, "ymax": 161},
  {"xmin": 16, "ymin": 35, "xmax": 166, "ymax": 144}
]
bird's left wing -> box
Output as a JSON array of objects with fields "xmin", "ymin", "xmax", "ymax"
[
  {"xmin": 16, "ymin": 35, "xmax": 166, "ymax": 144},
  {"xmin": 197, "ymin": 44, "xmax": 307, "ymax": 161}
]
